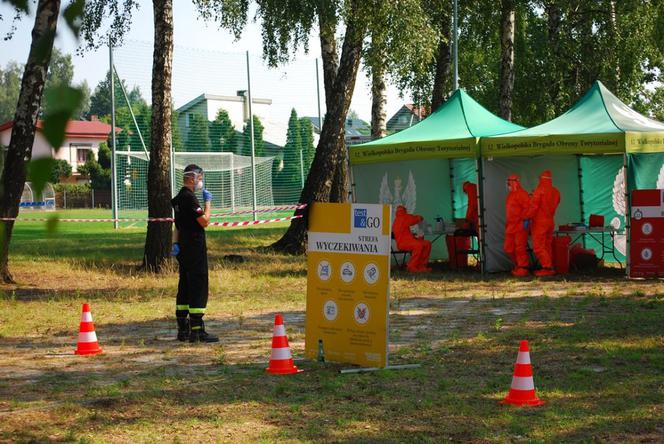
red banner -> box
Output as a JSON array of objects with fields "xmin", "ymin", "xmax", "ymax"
[{"xmin": 630, "ymin": 189, "xmax": 664, "ymax": 278}]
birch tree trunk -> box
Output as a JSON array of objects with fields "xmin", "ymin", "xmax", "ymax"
[
  {"xmin": 499, "ymin": 0, "xmax": 516, "ymax": 121},
  {"xmin": 271, "ymin": 3, "xmax": 366, "ymax": 253},
  {"xmin": 0, "ymin": 0, "xmax": 60, "ymax": 283},
  {"xmin": 142, "ymin": 0, "xmax": 174, "ymax": 271}
]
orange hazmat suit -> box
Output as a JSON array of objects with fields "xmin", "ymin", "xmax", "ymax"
[
  {"xmin": 504, "ymin": 174, "xmax": 530, "ymax": 276},
  {"xmin": 463, "ymin": 181, "xmax": 479, "ymax": 232},
  {"xmin": 393, "ymin": 205, "xmax": 432, "ymax": 272},
  {"xmin": 527, "ymin": 170, "xmax": 560, "ymax": 276}
]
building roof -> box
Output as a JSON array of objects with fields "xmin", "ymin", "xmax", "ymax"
[
  {"xmin": 302, "ymin": 116, "xmax": 370, "ymax": 136},
  {"xmin": 404, "ymin": 103, "xmax": 430, "ymax": 118},
  {"xmin": 176, "ymin": 93, "xmax": 273, "ymax": 113},
  {"xmin": 0, "ymin": 119, "xmax": 116, "ymax": 139}
]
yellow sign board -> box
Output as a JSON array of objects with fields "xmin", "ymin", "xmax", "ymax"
[{"xmin": 305, "ymin": 203, "xmax": 391, "ymax": 368}]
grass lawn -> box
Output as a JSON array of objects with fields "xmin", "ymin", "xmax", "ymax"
[{"xmin": 0, "ymin": 210, "xmax": 662, "ymax": 443}]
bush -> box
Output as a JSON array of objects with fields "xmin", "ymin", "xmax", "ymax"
[
  {"xmin": 53, "ymin": 183, "xmax": 91, "ymax": 194},
  {"xmin": 50, "ymin": 159, "xmax": 72, "ymax": 183},
  {"xmin": 78, "ymin": 152, "xmax": 111, "ymax": 190}
]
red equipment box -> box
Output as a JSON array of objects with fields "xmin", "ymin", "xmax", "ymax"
[{"xmin": 629, "ymin": 189, "xmax": 664, "ymax": 278}]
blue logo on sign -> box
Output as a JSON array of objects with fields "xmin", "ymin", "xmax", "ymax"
[{"xmin": 354, "ymin": 208, "xmax": 367, "ymax": 228}]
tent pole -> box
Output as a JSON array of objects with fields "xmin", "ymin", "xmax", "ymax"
[
  {"xmin": 476, "ymin": 157, "xmax": 486, "ymax": 277},
  {"xmin": 623, "ymin": 153, "xmax": 630, "ymax": 277},
  {"xmin": 349, "ymin": 165, "xmax": 357, "ymax": 203},
  {"xmin": 576, "ymin": 155, "xmax": 586, "ymax": 248}
]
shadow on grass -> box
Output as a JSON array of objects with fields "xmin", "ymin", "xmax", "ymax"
[{"xmin": 0, "ymin": 293, "xmax": 662, "ymax": 442}]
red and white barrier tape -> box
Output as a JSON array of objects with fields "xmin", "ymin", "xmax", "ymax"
[
  {"xmin": 0, "ymin": 214, "xmax": 302, "ymax": 226},
  {"xmin": 209, "ymin": 215, "xmax": 302, "ymax": 227},
  {"xmin": 210, "ymin": 204, "xmax": 306, "ymax": 218},
  {"xmin": 0, "ymin": 204, "xmax": 307, "ymax": 223}
]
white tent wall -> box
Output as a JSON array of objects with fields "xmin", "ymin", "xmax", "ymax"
[
  {"xmin": 483, "ymin": 156, "xmax": 582, "ymax": 272},
  {"xmin": 352, "ymin": 159, "xmax": 454, "ymax": 260}
]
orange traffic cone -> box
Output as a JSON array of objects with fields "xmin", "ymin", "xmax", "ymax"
[
  {"xmin": 501, "ymin": 340, "xmax": 545, "ymax": 406},
  {"xmin": 74, "ymin": 303, "xmax": 103, "ymax": 355},
  {"xmin": 266, "ymin": 313, "xmax": 301, "ymax": 375}
]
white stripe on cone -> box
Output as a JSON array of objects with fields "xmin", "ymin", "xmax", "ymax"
[
  {"xmin": 81, "ymin": 312, "xmax": 93, "ymax": 322},
  {"xmin": 78, "ymin": 331, "xmax": 98, "ymax": 343},
  {"xmin": 510, "ymin": 376, "xmax": 535, "ymax": 391},
  {"xmin": 516, "ymin": 351, "xmax": 531, "ymax": 364},
  {"xmin": 273, "ymin": 324, "xmax": 286, "ymax": 336},
  {"xmin": 270, "ymin": 347, "xmax": 292, "ymax": 360}
]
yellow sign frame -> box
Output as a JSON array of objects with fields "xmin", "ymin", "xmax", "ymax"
[{"xmin": 305, "ymin": 203, "xmax": 391, "ymax": 368}]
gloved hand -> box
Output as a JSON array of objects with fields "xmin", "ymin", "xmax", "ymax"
[
  {"xmin": 170, "ymin": 242, "xmax": 180, "ymax": 257},
  {"xmin": 202, "ymin": 189, "xmax": 213, "ymax": 203},
  {"xmin": 523, "ymin": 219, "xmax": 530, "ymax": 230}
]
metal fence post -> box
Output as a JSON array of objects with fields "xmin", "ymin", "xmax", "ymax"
[
  {"xmin": 246, "ymin": 51, "xmax": 258, "ymax": 221},
  {"xmin": 109, "ymin": 42, "xmax": 119, "ymax": 229}
]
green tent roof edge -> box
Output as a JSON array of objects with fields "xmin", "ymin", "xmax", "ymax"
[
  {"xmin": 349, "ymin": 89, "xmax": 525, "ymax": 165},
  {"xmin": 481, "ymin": 80, "xmax": 664, "ymax": 156}
]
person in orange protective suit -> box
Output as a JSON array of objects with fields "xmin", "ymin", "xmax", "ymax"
[
  {"xmin": 462, "ymin": 181, "xmax": 479, "ymax": 233},
  {"xmin": 504, "ymin": 174, "xmax": 531, "ymax": 277},
  {"xmin": 393, "ymin": 205, "xmax": 432, "ymax": 272},
  {"xmin": 526, "ymin": 170, "xmax": 560, "ymax": 277}
]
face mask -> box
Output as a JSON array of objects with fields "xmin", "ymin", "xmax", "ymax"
[{"xmin": 195, "ymin": 180, "xmax": 204, "ymax": 191}]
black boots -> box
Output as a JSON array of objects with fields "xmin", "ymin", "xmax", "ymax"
[
  {"xmin": 176, "ymin": 317, "xmax": 190, "ymax": 342},
  {"xmin": 189, "ymin": 319, "xmax": 219, "ymax": 343}
]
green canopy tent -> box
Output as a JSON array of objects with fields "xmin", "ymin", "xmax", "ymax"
[
  {"xmin": 349, "ymin": 89, "xmax": 524, "ymax": 268},
  {"xmin": 481, "ymin": 80, "xmax": 664, "ymax": 273}
]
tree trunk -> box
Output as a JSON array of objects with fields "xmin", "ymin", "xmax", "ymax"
[
  {"xmin": 431, "ymin": 11, "xmax": 452, "ymax": 112},
  {"xmin": 370, "ymin": 27, "xmax": 387, "ymax": 139},
  {"xmin": 0, "ymin": 0, "xmax": 60, "ymax": 284},
  {"xmin": 142, "ymin": 0, "xmax": 173, "ymax": 272},
  {"xmin": 499, "ymin": 0, "xmax": 516, "ymax": 121},
  {"xmin": 546, "ymin": 2, "xmax": 563, "ymax": 113},
  {"xmin": 608, "ymin": 0, "xmax": 620, "ymax": 89},
  {"xmin": 371, "ymin": 66, "xmax": 387, "ymax": 139},
  {"xmin": 270, "ymin": 6, "xmax": 366, "ymax": 254}
]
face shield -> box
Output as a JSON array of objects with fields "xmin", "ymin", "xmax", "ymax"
[{"xmin": 183, "ymin": 168, "xmax": 204, "ymax": 190}]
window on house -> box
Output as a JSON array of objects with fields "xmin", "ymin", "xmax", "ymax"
[
  {"xmin": 186, "ymin": 113, "xmax": 195, "ymax": 128},
  {"xmin": 77, "ymin": 148, "xmax": 90, "ymax": 164}
]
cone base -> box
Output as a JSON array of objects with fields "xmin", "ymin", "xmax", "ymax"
[
  {"xmin": 75, "ymin": 346, "xmax": 103, "ymax": 355},
  {"xmin": 265, "ymin": 365, "xmax": 302, "ymax": 375},
  {"xmin": 500, "ymin": 397, "xmax": 545, "ymax": 407}
]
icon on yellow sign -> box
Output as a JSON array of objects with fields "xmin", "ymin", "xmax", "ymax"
[
  {"xmin": 364, "ymin": 263, "xmax": 379, "ymax": 285},
  {"xmin": 354, "ymin": 302, "xmax": 369, "ymax": 325},
  {"xmin": 317, "ymin": 260, "xmax": 331, "ymax": 281},
  {"xmin": 340, "ymin": 262, "xmax": 355, "ymax": 283},
  {"xmin": 323, "ymin": 300, "xmax": 338, "ymax": 321}
]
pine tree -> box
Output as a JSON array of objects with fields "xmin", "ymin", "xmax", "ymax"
[
  {"xmin": 241, "ymin": 115, "xmax": 264, "ymax": 157},
  {"xmin": 299, "ymin": 117, "xmax": 315, "ymax": 177},
  {"xmin": 186, "ymin": 112, "xmax": 210, "ymax": 152},
  {"xmin": 209, "ymin": 108, "xmax": 236, "ymax": 152}
]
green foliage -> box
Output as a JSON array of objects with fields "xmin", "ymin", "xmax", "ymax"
[
  {"xmin": 52, "ymin": 182, "xmax": 91, "ymax": 194},
  {"xmin": 299, "ymin": 117, "xmax": 315, "ymax": 174},
  {"xmin": 78, "ymin": 151, "xmax": 111, "ymax": 190},
  {"xmin": 241, "ymin": 115, "xmax": 264, "ymax": 157},
  {"xmin": 209, "ymin": 108, "xmax": 236, "ymax": 152},
  {"xmin": 63, "ymin": 0, "xmax": 86, "ymax": 39},
  {"xmin": 50, "ymin": 159, "xmax": 72, "ymax": 184},
  {"xmin": 42, "ymin": 86, "xmax": 84, "ymax": 150},
  {"xmin": 185, "ymin": 112, "xmax": 210, "ymax": 151},
  {"xmin": 279, "ymin": 108, "xmax": 302, "ymax": 188},
  {"xmin": 0, "ymin": 61, "xmax": 22, "ymax": 123},
  {"xmin": 97, "ymin": 142, "xmax": 112, "ymax": 169},
  {"xmin": 79, "ymin": 0, "xmax": 141, "ymax": 53},
  {"xmin": 27, "ymin": 157, "xmax": 56, "ymax": 195}
]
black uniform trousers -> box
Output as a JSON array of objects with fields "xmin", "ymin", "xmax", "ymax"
[{"xmin": 175, "ymin": 231, "xmax": 209, "ymax": 328}]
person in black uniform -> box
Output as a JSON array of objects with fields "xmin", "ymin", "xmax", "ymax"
[{"xmin": 171, "ymin": 164, "xmax": 219, "ymax": 343}]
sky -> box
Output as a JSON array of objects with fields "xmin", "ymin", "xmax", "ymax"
[{"xmin": 0, "ymin": 1, "xmax": 410, "ymax": 125}]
